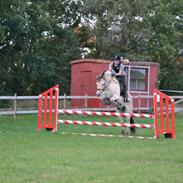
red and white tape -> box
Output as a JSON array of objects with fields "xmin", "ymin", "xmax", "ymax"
[{"xmin": 61, "ymin": 132, "xmax": 154, "ymax": 140}]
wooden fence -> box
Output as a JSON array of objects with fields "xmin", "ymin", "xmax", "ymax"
[{"xmin": 0, "ymin": 94, "xmax": 183, "ymax": 120}]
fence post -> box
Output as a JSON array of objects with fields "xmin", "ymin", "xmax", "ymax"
[
  {"xmin": 84, "ymin": 94, "xmax": 88, "ymax": 109},
  {"xmin": 63, "ymin": 93, "xmax": 66, "ymax": 117},
  {"xmin": 63, "ymin": 94, "xmax": 66, "ymax": 109},
  {"xmin": 138, "ymin": 95, "xmax": 141, "ymax": 113},
  {"xmin": 13, "ymin": 93, "xmax": 17, "ymax": 121}
]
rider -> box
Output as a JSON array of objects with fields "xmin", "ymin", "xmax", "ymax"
[{"xmin": 109, "ymin": 55, "xmax": 129, "ymax": 102}]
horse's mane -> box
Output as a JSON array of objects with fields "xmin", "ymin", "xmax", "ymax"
[
  {"xmin": 96, "ymin": 71, "xmax": 105, "ymax": 81},
  {"xmin": 97, "ymin": 70, "xmax": 118, "ymax": 83}
]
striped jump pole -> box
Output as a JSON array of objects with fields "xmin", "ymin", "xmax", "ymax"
[
  {"xmin": 58, "ymin": 120, "xmax": 154, "ymax": 128},
  {"xmin": 58, "ymin": 109, "xmax": 154, "ymax": 119}
]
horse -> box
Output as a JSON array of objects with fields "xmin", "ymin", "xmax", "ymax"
[{"xmin": 96, "ymin": 70, "xmax": 136, "ymax": 135}]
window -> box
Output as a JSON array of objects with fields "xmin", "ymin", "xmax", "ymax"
[{"xmin": 130, "ymin": 68, "xmax": 148, "ymax": 91}]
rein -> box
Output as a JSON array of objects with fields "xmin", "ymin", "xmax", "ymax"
[{"xmin": 97, "ymin": 73, "xmax": 113, "ymax": 92}]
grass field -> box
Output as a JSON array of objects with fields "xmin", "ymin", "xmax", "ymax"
[{"xmin": 0, "ymin": 113, "xmax": 183, "ymax": 183}]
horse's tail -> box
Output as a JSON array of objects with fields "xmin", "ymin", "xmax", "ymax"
[{"xmin": 130, "ymin": 117, "xmax": 136, "ymax": 134}]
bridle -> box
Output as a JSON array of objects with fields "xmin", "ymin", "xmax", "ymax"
[
  {"xmin": 96, "ymin": 72, "xmax": 113, "ymax": 96},
  {"xmin": 96, "ymin": 78, "xmax": 107, "ymax": 94}
]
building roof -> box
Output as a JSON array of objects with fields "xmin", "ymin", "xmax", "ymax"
[
  {"xmin": 70, "ymin": 58, "xmax": 110, "ymax": 65},
  {"xmin": 70, "ymin": 58, "xmax": 159, "ymax": 67}
]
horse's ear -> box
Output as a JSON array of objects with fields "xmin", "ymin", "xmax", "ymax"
[
  {"xmin": 96, "ymin": 71, "xmax": 105, "ymax": 81},
  {"xmin": 96, "ymin": 74, "xmax": 101, "ymax": 81},
  {"xmin": 101, "ymin": 71, "xmax": 105, "ymax": 77}
]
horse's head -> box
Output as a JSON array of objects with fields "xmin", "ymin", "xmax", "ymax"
[
  {"xmin": 96, "ymin": 71, "xmax": 115, "ymax": 97},
  {"xmin": 96, "ymin": 70, "xmax": 122, "ymax": 105},
  {"xmin": 96, "ymin": 71, "xmax": 106, "ymax": 97},
  {"xmin": 96, "ymin": 70, "xmax": 115, "ymax": 105}
]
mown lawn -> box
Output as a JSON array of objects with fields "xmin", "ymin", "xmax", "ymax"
[{"xmin": 0, "ymin": 113, "xmax": 183, "ymax": 183}]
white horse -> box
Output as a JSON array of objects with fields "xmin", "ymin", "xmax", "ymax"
[{"xmin": 96, "ymin": 71, "xmax": 136, "ymax": 135}]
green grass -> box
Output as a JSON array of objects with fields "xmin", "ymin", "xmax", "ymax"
[{"xmin": 0, "ymin": 113, "xmax": 183, "ymax": 183}]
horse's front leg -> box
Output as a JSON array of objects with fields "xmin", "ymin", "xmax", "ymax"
[
  {"xmin": 121, "ymin": 115, "xmax": 130, "ymax": 136},
  {"xmin": 115, "ymin": 108, "xmax": 129, "ymax": 136},
  {"xmin": 111, "ymin": 97, "xmax": 129, "ymax": 135}
]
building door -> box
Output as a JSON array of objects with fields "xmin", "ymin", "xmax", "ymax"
[
  {"xmin": 80, "ymin": 70, "xmax": 92, "ymax": 96},
  {"xmin": 79, "ymin": 70, "xmax": 100, "ymax": 108}
]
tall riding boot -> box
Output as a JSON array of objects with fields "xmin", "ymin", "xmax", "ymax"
[
  {"xmin": 124, "ymin": 91, "xmax": 130, "ymax": 102},
  {"xmin": 119, "ymin": 82, "xmax": 125, "ymax": 97},
  {"xmin": 123, "ymin": 82, "xmax": 129, "ymax": 102}
]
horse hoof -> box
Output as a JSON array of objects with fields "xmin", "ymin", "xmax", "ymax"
[
  {"xmin": 121, "ymin": 129, "xmax": 125, "ymax": 135},
  {"xmin": 130, "ymin": 128, "xmax": 136, "ymax": 135},
  {"xmin": 46, "ymin": 128, "xmax": 53, "ymax": 131},
  {"xmin": 130, "ymin": 131, "xmax": 136, "ymax": 136},
  {"xmin": 121, "ymin": 129, "xmax": 129, "ymax": 136}
]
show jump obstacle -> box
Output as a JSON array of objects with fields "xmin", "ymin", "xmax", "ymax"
[{"xmin": 37, "ymin": 85, "xmax": 176, "ymax": 139}]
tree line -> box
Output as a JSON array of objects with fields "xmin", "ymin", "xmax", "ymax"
[{"xmin": 0, "ymin": 0, "xmax": 183, "ymax": 95}]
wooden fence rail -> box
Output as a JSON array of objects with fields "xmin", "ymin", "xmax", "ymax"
[{"xmin": 0, "ymin": 95, "xmax": 183, "ymax": 118}]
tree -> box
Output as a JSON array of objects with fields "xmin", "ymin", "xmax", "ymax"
[
  {"xmin": 147, "ymin": 0, "xmax": 183, "ymax": 90},
  {"xmin": 0, "ymin": 0, "xmax": 82, "ymax": 95},
  {"xmin": 82, "ymin": 0, "xmax": 154, "ymax": 59},
  {"xmin": 82, "ymin": 0, "xmax": 183, "ymax": 89}
]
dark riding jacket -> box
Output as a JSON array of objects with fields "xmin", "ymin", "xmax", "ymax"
[
  {"xmin": 111, "ymin": 62, "xmax": 125, "ymax": 78},
  {"xmin": 109, "ymin": 62, "xmax": 128, "ymax": 99}
]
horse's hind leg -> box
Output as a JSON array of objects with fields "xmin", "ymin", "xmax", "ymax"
[
  {"xmin": 121, "ymin": 116, "xmax": 136, "ymax": 136},
  {"xmin": 121, "ymin": 116, "xmax": 130, "ymax": 135},
  {"xmin": 130, "ymin": 117, "xmax": 136, "ymax": 135}
]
